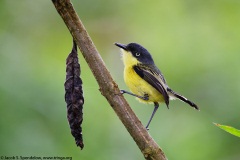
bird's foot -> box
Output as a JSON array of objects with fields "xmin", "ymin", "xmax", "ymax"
[{"xmin": 143, "ymin": 93, "xmax": 149, "ymax": 101}]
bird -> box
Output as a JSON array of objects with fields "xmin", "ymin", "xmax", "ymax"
[{"xmin": 115, "ymin": 42, "xmax": 199, "ymax": 129}]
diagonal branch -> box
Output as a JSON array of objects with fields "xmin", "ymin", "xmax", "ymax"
[{"xmin": 52, "ymin": 0, "xmax": 167, "ymax": 159}]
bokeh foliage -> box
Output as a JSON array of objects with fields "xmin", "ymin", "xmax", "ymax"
[{"xmin": 0, "ymin": 0, "xmax": 240, "ymax": 159}]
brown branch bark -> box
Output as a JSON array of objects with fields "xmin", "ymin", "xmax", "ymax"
[{"xmin": 52, "ymin": 0, "xmax": 167, "ymax": 159}]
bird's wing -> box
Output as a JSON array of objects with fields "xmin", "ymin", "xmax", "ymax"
[{"xmin": 133, "ymin": 64, "xmax": 169, "ymax": 106}]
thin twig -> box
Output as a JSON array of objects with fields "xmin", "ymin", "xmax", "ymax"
[{"xmin": 52, "ymin": 0, "xmax": 167, "ymax": 159}]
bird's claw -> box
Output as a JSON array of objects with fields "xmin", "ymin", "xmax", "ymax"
[
  {"xmin": 120, "ymin": 90, "xmax": 125, "ymax": 94},
  {"xmin": 143, "ymin": 93, "xmax": 149, "ymax": 101}
]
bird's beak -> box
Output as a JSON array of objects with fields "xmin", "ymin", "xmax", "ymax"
[{"xmin": 114, "ymin": 43, "xmax": 128, "ymax": 51}]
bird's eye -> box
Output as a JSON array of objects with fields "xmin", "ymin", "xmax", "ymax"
[{"xmin": 135, "ymin": 52, "xmax": 140, "ymax": 56}]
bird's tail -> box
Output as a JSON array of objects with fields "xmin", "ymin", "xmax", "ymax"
[{"xmin": 167, "ymin": 88, "xmax": 199, "ymax": 110}]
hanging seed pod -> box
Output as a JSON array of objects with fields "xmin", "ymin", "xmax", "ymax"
[{"xmin": 64, "ymin": 39, "xmax": 84, "ymax": 149}]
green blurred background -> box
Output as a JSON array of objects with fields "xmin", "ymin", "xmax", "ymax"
[{"xmin": 1, "ymin": 0, "xmax": 240, "ymax": 159}]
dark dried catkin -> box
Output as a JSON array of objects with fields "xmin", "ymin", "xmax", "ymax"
[{"xmin": 64, "ymin": 40, "xmax": 84, "ymax": 149}]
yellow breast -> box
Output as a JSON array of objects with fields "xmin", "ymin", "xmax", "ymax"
[{"xmin": 124, "ymin": 66, "xmax": 164, "ymax": 104}]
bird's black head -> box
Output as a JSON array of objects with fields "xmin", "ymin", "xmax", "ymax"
[{"xmin": 115, "ymin": 42, "xmax": 154, "ymax": 65}]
